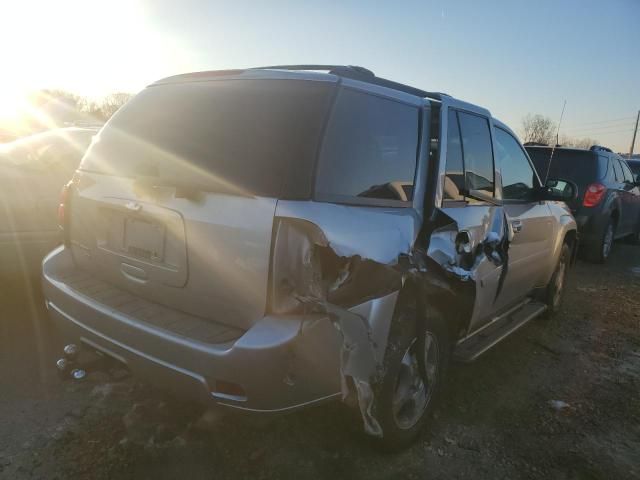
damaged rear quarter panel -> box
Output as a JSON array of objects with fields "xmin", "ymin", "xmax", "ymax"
[{"xmin": 273, "ymin": 200, "xmax": 421, "ymax": 435}]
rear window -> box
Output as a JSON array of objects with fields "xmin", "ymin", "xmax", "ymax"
[
  {"xmin": 314, "ymin": 88, "xmax": 420, "ymax": 204},
  {"xmin": 525, "ymin": 148, "xmax": 607, "ymax": 185},
  {"xmin": 80, "ymin": 80, "xmax": 334, "ymax": 198}
]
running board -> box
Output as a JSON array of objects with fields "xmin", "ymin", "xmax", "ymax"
[{"xmin": 453, "ymin": 301, "xmax": 547, "ymax": 362}]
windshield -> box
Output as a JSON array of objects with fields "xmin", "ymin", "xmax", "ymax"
[{"xmin": 80, "ymin": 79, "xmax": 334, "ymax": 198}]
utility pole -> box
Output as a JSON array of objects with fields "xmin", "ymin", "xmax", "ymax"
[{"xmin": 630, "ymin": 110, "xmax": 640, "ymax": 159}]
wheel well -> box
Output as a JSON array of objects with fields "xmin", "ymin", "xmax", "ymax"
[
  {"xmin": 611, "ymin": 209, "xmax": 619, "ymax": 225},
  {"xmin": 396, "ymin": 276, "xmax": 466, "ymax": 348},
  {"xmin": 563, "ymin": 230, "xmax": 578, "ymax": 265}
]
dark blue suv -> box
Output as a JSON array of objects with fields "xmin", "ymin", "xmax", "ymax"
[{"xmin": 526, "ymin": 145, "xmax": 640, "ymax": 262}]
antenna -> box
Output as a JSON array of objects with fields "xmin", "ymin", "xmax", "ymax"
[{"xmin": 543, "ymin": 100, "xmax": 567, "ymax": 184}]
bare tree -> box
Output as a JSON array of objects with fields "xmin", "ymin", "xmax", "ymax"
[
  {"xmin": 521, "ymin": 114, "xmax": 557, "ymax": 144},
  {"xmin": 558, "ymin": 134, "xmax": 599, "ymax": 149},
  {"xmin": 100, "ymin": 93, "xmax": 133, "ymax": 120}
]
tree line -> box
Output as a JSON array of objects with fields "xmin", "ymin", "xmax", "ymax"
[
  {"xmin": 520, "ymin": 113, "xmax": 598, "ymax": 149},
  {"xmin": 30, "ymin": 89, "xmax": 134, "ymax": 124}
]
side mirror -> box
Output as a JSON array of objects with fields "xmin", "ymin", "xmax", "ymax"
[{"xmin": 537, "ymin": 178, "xmax": 578, "ymax": 202}]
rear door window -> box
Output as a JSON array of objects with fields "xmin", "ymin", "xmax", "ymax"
[
  {"xmin": 315, "ymin": 88, "xmax": 420, "ymax": 204},
  {"xmin": 443, "ymin": 110, "xmax": 464, "ymax": 201},
  {"xmin": 458, "ymin": 111, "xmax": 495, "ymax": 197}
]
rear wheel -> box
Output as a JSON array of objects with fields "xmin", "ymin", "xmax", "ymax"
[
  {"xmin": 588, "ymin": 218, "xmax": 615, "ymax": 263},
  {"xmin": 372, "ymin": 304, "xmax": 449, "ymax": 451},
  {"xmin": 542, "ymin": 244, "xmax": 570, "ymax": 316}
]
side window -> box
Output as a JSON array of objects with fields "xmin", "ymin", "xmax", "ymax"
[
  {"xmin": 620, "ymin": 160, "xmax": 634, "ymax": 183},
  {"xmin": 611, "ymin": 157, "xmax": 623, "ymax": 182},
  {"xmin": 495, "ymin": 128, "xmax": 538, "ymax": 201},
  {"xmin": 458, "ymin": 111, "xmax": 495, "ymax": 196},
  {"xmin": 444, "ymin": 110, "xmax": 464, "ymax": 200},
  {"xmin": 315, "ymin": 89, "xmax": 419, "ymax": 203}
]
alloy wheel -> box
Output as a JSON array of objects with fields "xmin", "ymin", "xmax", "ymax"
[{"xmin": 391, "ymin": 332, "xmax": 439, "ymax": 430}]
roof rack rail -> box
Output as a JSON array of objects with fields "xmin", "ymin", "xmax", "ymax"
[
  {"xmin": 590, "ymin": 145, "xmax": 613, "ymax": 153},
  {"xmin": 251, "ymin": 65, "xmax": 449, "ymax": 101},
  {"xmin": 523, "ymin": 141, "xmax": 549, "ymax": 147}
]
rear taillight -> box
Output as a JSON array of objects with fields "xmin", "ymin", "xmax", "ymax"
[
  {"xmin": 58, "ymin": 179, "xmax": 77, "ymax": 247},
  {"xmin": 57, "ymin": 181, "xmax": 72, "ymax": 229},
  {"xmin": 582, "ymin": 183, "xmax": 606, "ymax": 207}
]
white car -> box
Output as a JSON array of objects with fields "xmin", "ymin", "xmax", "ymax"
[{"xmin": 0, "ymin": 127, "xmax": 97, "ymax": 272}]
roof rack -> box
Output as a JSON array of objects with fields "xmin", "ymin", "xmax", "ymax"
[
  {"xmin": 251, "ymin": 65, "xmax": 449, "ymax": 101},
  {"xmin": 590, "ymin": 145, "xmax": 613, "ymax": 153},
  {"xmin": 523, "ymin": 141, "xmax": 549, "ymax": 147}
]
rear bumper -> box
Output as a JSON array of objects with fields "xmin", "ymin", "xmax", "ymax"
[{"xmin": 42, "ymin": 246, "xmax": 345, "ymax": 413}]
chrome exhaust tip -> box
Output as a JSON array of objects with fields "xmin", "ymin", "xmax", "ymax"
[
  {"xmin": 63, "ymin": 343, "xmax": 79, "ymax": 361},
  {"xmin": 70, "ymin": 368, "xmax": 87, "ymax": 381},
  {"xmin": 56, "ymin": 358, "xmax": 70, "ymax": 372}
]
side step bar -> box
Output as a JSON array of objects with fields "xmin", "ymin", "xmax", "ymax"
[{"xmin": 453, "ymin": 301, "xmax": 547, "ymax": 362}]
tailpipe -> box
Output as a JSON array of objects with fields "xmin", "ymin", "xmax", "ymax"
[{"xmin": 55, "ymin": 343, "xmax": 128, "ymax": 381}]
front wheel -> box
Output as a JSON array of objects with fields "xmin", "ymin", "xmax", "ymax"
[{"xmin": 372, "ymin": 305, "xmax": 449, "ymax": 451}]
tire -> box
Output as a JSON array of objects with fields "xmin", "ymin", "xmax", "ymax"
[
  {"xmin": 371, "ymin": 302, "xmax": 449, "ymax": 451},
  {"xmin": 588, "ymin": 218, "xmax": 615, "ymax": 263},
  {"xmin": 542, "ymin": 244, "xmax": 570, "ymax": 316}
]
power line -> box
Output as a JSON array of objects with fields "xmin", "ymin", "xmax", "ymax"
[
  {"xmin": 565, "ymin": 129, "xmax": 634, "ymax": 137},
  {"xmin": 562, "ymin": 115, "xmax": 636, "ymax": 128},
  {"xmin": 563, "ymin": 120, "xmax": 636, "ymax": 133}
]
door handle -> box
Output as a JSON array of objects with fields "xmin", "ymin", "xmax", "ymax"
[{"xmin": 511, "ymin": 220, "xmax": 523, "ymax": 234}]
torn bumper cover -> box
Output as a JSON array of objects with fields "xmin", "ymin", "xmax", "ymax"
[{"xmin": 43, "ymin": 246, "xmax": 404, "ymax": 413}]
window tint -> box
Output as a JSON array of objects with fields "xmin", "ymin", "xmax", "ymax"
[
  {"xmin": 458, "ymin": 112, "xmax": 494, "ymax": 196},
  {"xmin": 527, "ymin": 148, "xmax": 607, "ymax": 188},
  {"xmin": 315, "ymin": 89, "xmax": 419, "ymax": 202},
  {"xmin": 444, "ymin": 110, "xmax": 464, "ymax": 200},
  {"xmin": 495, "ymin": 128, "xmax": 537, "ymax": 201},
  {"xmin": 597, "ymin": 155, "xmax": 609, "ymax": 180},
  {"xmin": 628, "ymin": 161, "xmax": 640, "ymax": 177},
  {"xmin": 620, "ymin": 160, "xmax": 634, "ymax": 183},
  {"xmin": 611, "ymin": 156, "xmax": 623, "ymax": 182},
  {"xmin": 81, "ymin": 80, "xmax": 333, "ymax": 198}
]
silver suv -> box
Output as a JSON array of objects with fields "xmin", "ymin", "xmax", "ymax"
[{"xmin": 43, "ymin": 65, "xmax": 577, "ymax": 449}]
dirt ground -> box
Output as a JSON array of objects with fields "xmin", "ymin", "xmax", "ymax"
[{"xmin": 1, "ymin": 244, "xmax": 639, "ymax": 480}]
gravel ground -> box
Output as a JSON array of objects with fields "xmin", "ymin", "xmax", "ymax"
[{"xmin": 1, "ymin": 244, "xmax": 639, "ymax": 480}]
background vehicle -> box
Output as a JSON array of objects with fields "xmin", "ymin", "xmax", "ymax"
[
  {"xmin": 627, "ymin": 157, "xmax": 640, "ymax": 180},
  {"xmin": 0, "ymin": 127, "xmax": 97, "ymax": 272},
  {"xmin": 43, "ymin": 66, "xmax": 577, "ymax": 449},
  {"xmin": 526, "ymin": 145, "xmax": 640, "ymax": 262}
]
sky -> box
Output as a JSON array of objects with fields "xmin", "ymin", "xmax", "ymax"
[{"xmin": 1, "ymin": 0, "xmax": 639, "ymax": 152}]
